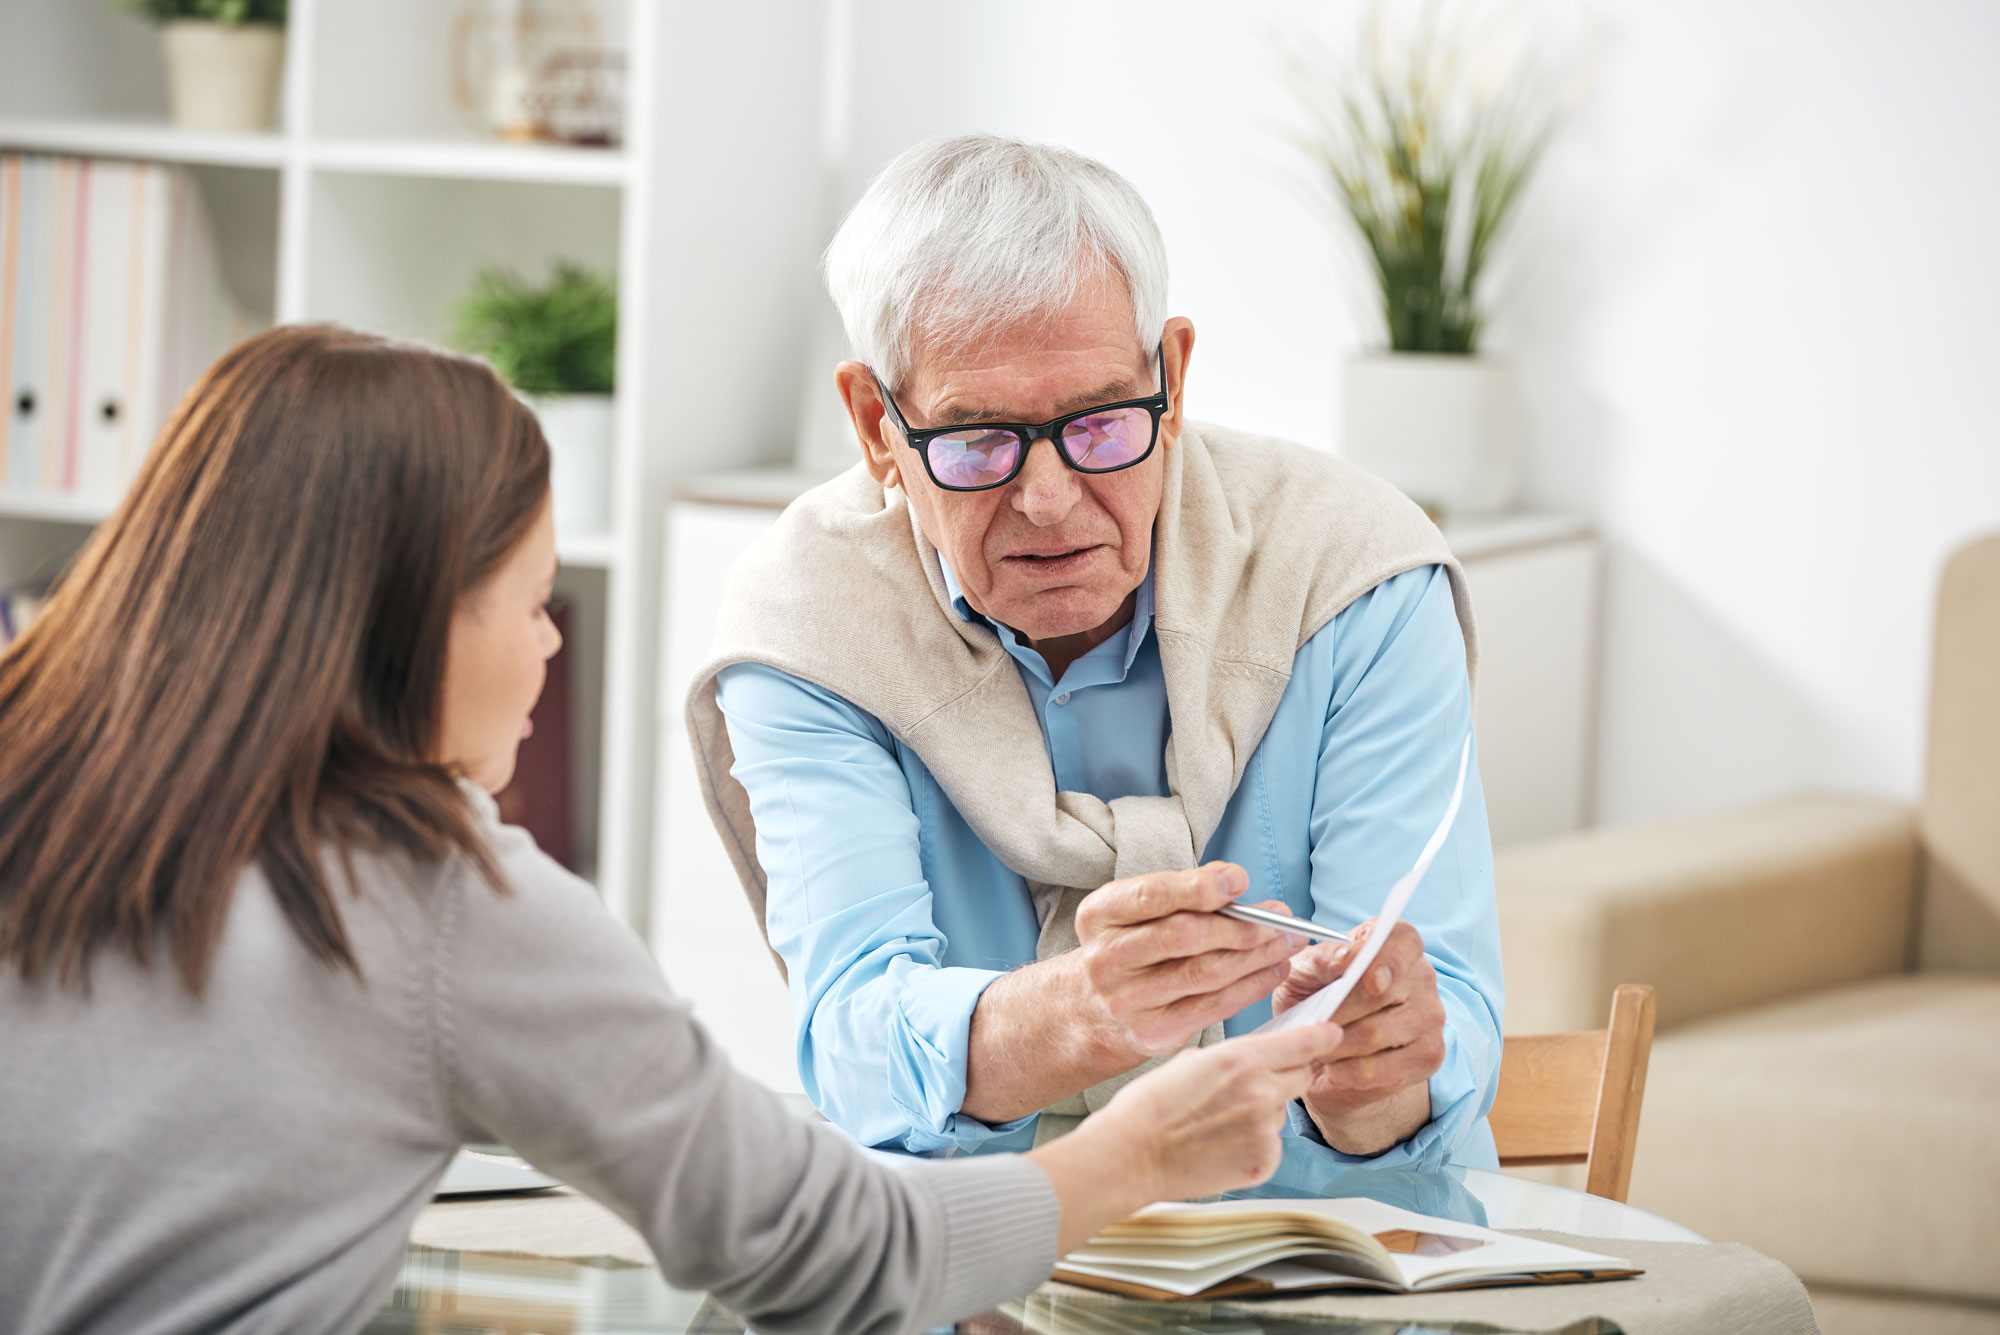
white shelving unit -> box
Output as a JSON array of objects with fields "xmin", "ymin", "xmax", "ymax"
[{"xmin": 0, "ymin": 0, "xmax": 832, "ymax": 937}]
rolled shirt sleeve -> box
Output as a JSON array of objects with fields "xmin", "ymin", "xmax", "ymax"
[
  {"xmin": 716, "ymin": 662, "xmax": 1033, "ymax": 1154},
  {"xmin": 1295, "ymin": 563, "xmax": 1505, "ymax": 1170}
]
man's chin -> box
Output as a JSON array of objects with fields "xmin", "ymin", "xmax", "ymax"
[{"xmin": 993, "ymin": 589, "xmax": 1130, "ymax": 643}]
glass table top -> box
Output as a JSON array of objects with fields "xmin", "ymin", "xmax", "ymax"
[
  {"xmin": 362, "ymin": 1247, "xmax": 1629, "ymax": 1334},
  {"xmin": 363, "ymin": 1142, "xmax": 1697, "ymax": 1335}
]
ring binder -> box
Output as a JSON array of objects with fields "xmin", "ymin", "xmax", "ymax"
[{"xmin": 0, "ymin": 152, "xmax": 254, "ymax": 506}]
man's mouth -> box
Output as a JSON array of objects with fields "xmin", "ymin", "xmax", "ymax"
[
  {"xmin": 1002, "ymin": 545, "xmax": 1104, "ymax": 578},
  {"xmin": 1009, "ymin": 544, "xmax": 1100, "ymax": 563}
]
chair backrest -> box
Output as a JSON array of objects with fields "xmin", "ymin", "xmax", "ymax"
[
  {"xmin": 1918, "ymin": 530, "xmax": 2000, "ymax": 971},
  {"xmin": 1489, "ymin": 983, "xmax": 1656, "ymax": 1203}
]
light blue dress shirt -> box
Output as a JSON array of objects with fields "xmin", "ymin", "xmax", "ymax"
[{"xmin": 715, "ymin": 560, "xmax": 1504, "ymax": 1170}]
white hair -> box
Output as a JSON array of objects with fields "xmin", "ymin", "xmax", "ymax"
[{"xmin": 823, "ymin": 135, "xmax": 1170, "ymax": 390}]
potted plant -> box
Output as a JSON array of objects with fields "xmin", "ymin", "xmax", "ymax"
[
  {"xmin": 452, "ymin": 262, "xmax": 618, "ymax": 538},
  {"xmin": 1289, "ymin": 3, "xmax": 1572, "ymax": 517},
  {"xmin": 121, "ymin": 0, "xmax": 289, "ymax": 133}
]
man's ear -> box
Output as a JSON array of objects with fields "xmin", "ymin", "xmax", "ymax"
[
  {"xmin": 1158, "ymin": 317, "xmax": 1195, "ymax": 451},
  {"xmin": 834, "ymin": 360, "xmax": 902, "ymax": 490}
]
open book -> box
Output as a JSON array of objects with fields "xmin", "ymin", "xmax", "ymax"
[{"xmin": 1053, "ymin": 1197, "xmax": 1640, "ymax": 1301}]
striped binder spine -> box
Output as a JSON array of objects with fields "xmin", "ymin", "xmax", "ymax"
[{"xmin": 0, "ymin": 152, "xmax": 254, "ymax": 506}]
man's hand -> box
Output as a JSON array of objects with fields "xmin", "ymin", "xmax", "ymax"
[
  {"xmin": 1074, "ymin": 862, "xmax": 1306, "ymax": 1059},
  {"xmin": 961, "ymin": 861, "xmax": 1302, "ymax": 1123},
  {"xmin": 1271, "ymin": 919, "xmax": 1446, "ymax": 1155}
]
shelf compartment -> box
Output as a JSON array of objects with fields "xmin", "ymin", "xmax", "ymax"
[
  {"xmin": 304, "ymin": 171, "xmax": 619, "ymax": 347},
  {"xmin": 308, "ymin": 0, "xmax": 636, "ymax": 152}
]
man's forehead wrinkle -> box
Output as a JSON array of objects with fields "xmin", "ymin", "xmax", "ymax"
[
  {"xmin": 929, "ymin": 374, "xmax": 1142, "ymax": 427},
  {"xmin": 914, "ymin": 334, "xmax": 1150, "ymax": 425}
]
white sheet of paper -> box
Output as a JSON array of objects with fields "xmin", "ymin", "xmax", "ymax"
[{"xmin": 1254, "ymin": 735, "xmax": 1471, "ymax": 1034}]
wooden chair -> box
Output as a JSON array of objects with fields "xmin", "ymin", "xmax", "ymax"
[{"xmin": 1489, "ymin": 983, "xmax": 1657, "ymax": 1203}]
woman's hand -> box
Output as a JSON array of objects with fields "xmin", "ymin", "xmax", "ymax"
[{"xmin": 1025, "ymin": 1022, "xmax": 1345, "ymax": 1254}]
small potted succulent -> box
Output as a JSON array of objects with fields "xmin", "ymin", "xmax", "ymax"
[
  {"xmin": 121, "ymin": 0, "xmax": 289, "ymax": 133},
  {"xmin": 452, "ymin": 262, "xmax": 619, "ymax": 537}
]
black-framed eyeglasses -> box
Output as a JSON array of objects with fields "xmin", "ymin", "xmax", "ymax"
[{"xmin": 873, "ymin": 344, "xmax": 1170, "ymax": 493}]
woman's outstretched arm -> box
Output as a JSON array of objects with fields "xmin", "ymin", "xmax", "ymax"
[{"xmin": 437, "ymin": 802, "xmax": 1341, "ymax": 1335}]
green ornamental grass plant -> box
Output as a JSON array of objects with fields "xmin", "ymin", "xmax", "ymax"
[
  {"xmin": 451, "ymin": 264, "xmax": 618, "ymax": 397},
  {"xmin": 120, "ymin": 0, "xmax": 288, "ymax": 24},
  {"xmin": 1288, "ymin": 2, "xmax": 1570, "ymax": 355}
]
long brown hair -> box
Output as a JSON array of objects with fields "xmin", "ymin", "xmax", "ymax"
[{"xmin": 0, "ymin": 324, "xmax": 549, "ymax": 992}]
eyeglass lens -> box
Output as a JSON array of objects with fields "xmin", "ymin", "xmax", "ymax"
[
  {"xmin": 1060, "ymin": 407, "xmax": 1152, "ymax": 471},
  {"xmin": 926, "ymin": 428, "xmax": 1022, "ymax": 490},
  {"xmin": 925, "ymin": 407, "xmax": 1154, "ymax": 489}
]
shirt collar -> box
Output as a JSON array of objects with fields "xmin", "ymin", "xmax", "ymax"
[{"xmin": 936, "ymin": 555, "xmax": 1156, "ymax": 678}]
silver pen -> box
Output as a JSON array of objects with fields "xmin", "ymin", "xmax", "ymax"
[{"xmin": 1217, "ymin": 901, "xmax": 1355, "ymax": 944}]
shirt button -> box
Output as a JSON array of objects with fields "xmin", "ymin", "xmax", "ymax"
[{"xmin": 1054, "ymin": 693, "xmax": 1071, "ymax": 705}]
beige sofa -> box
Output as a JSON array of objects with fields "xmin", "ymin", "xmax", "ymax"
[{"xmin": 1497, "ymin": 533, "xmax": 2000, "ymax": 1335}]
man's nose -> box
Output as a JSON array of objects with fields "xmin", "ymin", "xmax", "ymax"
[{"xmin": 1009, "ymin": 437, "xmax": 1081, "ymax": 526}]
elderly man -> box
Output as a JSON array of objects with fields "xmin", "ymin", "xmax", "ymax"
[{"xmin": 687, "ymin": 135, "xmax": 1503, "ymax": 1170}]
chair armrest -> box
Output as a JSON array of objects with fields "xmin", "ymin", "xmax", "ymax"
[{"xmin": 1496, "ymin": 794, "xmax": 1918, "ymax": 1033}]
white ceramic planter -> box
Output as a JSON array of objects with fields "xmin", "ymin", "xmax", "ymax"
[
  {"xmin": 1340, "ymin": 353, "xmax": 1522, "ymax": 517},
  {"xmin": 159, "ymin": 20, "xmax": 286, "ymax": 133},
  {"xmin": 532, "ymin": 393, "xmax": 614, "ymax": 537}
]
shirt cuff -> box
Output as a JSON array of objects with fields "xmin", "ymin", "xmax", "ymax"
[
  {"xmin": 885, "ymin": 965, "xmax": 1037, "ymax": 1154},
  {"xmin": 1281, "ymin": 988, "xmax": 1497, "ymax": 1172}
]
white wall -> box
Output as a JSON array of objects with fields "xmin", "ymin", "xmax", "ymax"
[
  {"xmin": 1499, "ymin": 0, "xmax": 2000, "ymax": 821},
  {"xmin": 830, "ymin": 0, "xmax": 2000, "ymax": 828}
]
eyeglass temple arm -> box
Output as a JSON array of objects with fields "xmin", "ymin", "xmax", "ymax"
[{"xmin": 869, "ymin": 369, "xmax": 921, "ymax": 446}]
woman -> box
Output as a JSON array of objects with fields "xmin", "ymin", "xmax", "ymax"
[{"xmin": 0, "ymin": 325, "xmax": 1343, "ymax": 1335}]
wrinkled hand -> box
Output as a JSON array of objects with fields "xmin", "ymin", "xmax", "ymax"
[
  {"xmin": 1272, "ymin": 919, "xmax": 1446, "ymax": 1154},
  {"xmin": 1073, "ymin": 862, "xmax": 1306, "ymax": 1059},
  {"xmin": 1090, "ymin": 1021, "xmax": 1348, "ymax": 1202}
]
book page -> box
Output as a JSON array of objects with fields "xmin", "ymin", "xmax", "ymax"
[
  {"xmin": 1056, "ymin": 1240, "xmax": 1397, "ymax": 1297},
  {"xmin": 1056, "ymin": 1196, "xmax": 1634, "ymax": 1298},
  {"xmin": 1211, "ymin": 1199, "xmax": 1633, "ymax": 1290},
  {"xmin": 1254, "ymin": 734, "xmax": 1471, "ymax": 1034}
]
